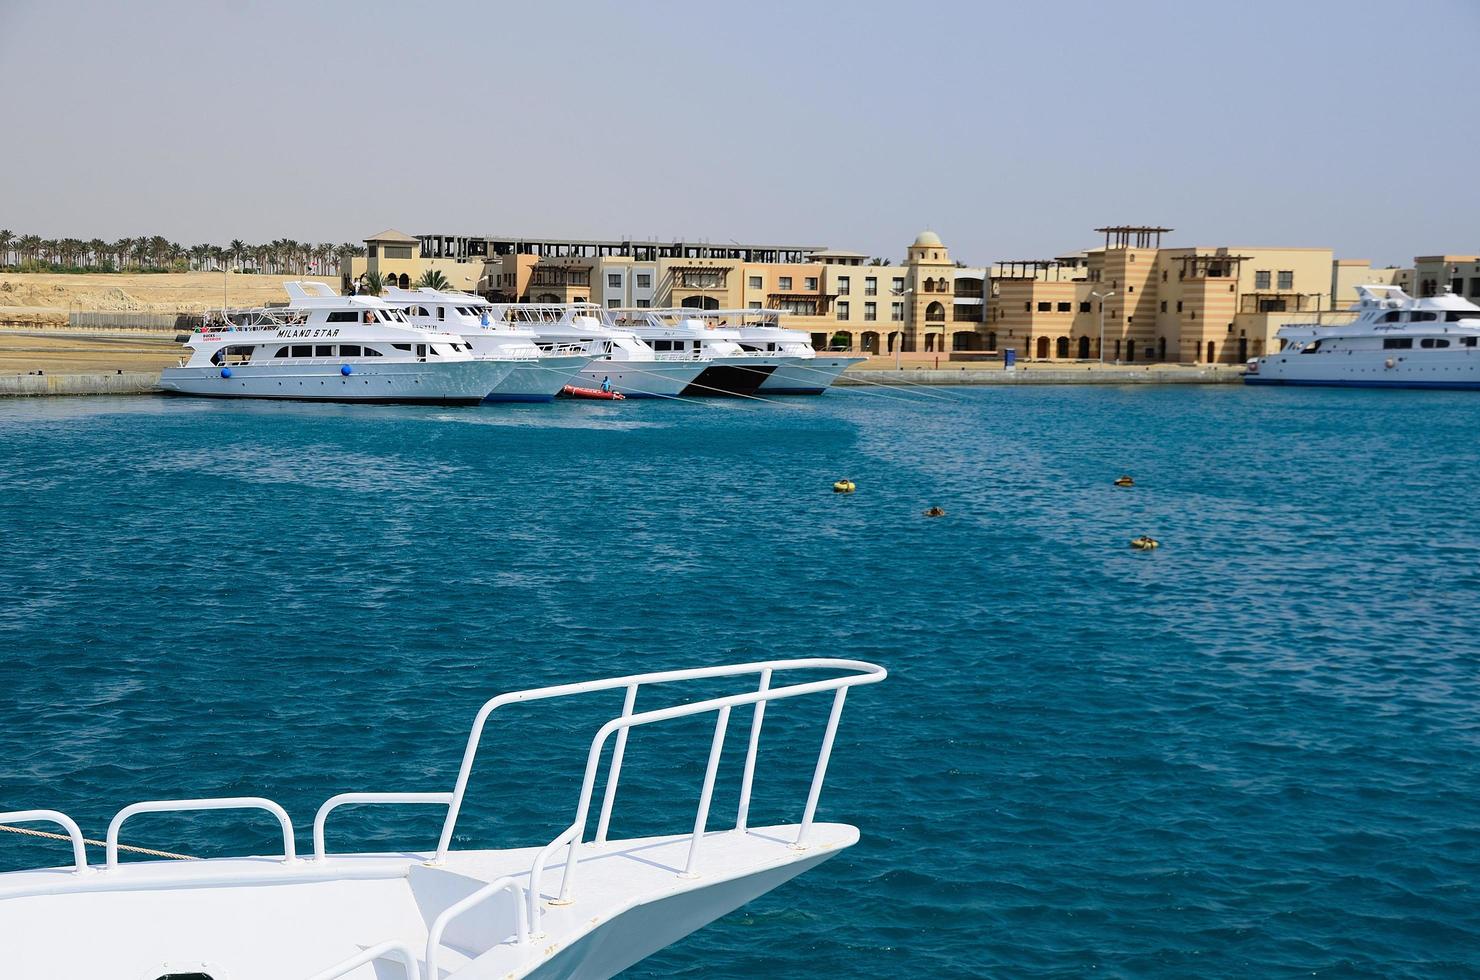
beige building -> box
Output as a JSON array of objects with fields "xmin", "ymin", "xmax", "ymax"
[
  {"xmin": 1412, "ymin": 255, "xmax": 1480, "ymax": 300},
  {"xmin": 985, "ymin": 226, "xmax": 1407, "ymax": 364}
]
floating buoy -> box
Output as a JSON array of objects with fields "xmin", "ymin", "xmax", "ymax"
[
  {"xmin": 1114, "ymin": 476, "xmax": 1134, "ymax": 487},
  {"xmin": 1130, "ymin": 536, "xmax": 1160, "ymax": 550},
  {"xmin": 561, "ymin": 384, "xmax": 626, "ymax": 400},
  {"xmin": 341, "ymin": 364, "xmax": 353, "ymax": 376},
  {"xmin": 220, "ymin": 367, "xmax": 232, "ymax": 379},
  {"xmin": 833, "ymin": 479, "xmax": 856, "ymax": 494},
  {"xmin": 923, "ymin": 506, "xmax": 946, "ymax": 517}
]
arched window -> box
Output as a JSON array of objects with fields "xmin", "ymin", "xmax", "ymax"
[
  {"xmin": 398, "ymin": 274, "xmax": 410, "ymax": 289},
  {"xmin": 925, "ymin": 302, "xmax": 945, "ymax": 322},
  {"xmin": 535, "ymin": 292, "xmax": 559, "ymax": 303},
  {"xmin": 1207, "ymin": 341, "xmax": 1216, "ymax": 362},
  {"xmin": 1077, "ymin": 336, "xmax": 1090, "ymax": 359},
  {"xmin": 1056, "ymin": 336, "xmax": 1070, "ymax": 358},
  {"xmin": 1126, "ymin": 339, "xmax": 1136, "ymax": 361},
  {"xmin": 1036, "ymin": 336, "xmax": 1050, "ymax": 358},
  {"xmin": 1157, "ymin": 337, "xmax": 1167, "ymax": 360},
  {"xmin": 987, "ymin": 331, "xmax": 997, "ymax": 350}
]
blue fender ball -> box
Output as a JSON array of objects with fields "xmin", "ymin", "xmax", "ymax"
[
  {"xmin": 220, "ymin": 367, "xmax": 233, "ymax": 379},
  {"xmin": 341, "ymin": 364, "xmax": 353, "ymax": 376}
]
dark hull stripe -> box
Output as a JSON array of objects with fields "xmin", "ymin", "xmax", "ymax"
[
  {"xmin": 682, "ymin": 365, "xmax": 777, "ymax": 397},
  {"xmin": 759, "ymin": 387, "xmax": 828, "ymax": 395},
  {"xmin": 1245, "ymin": 377, "xmax": 1480, "ymax": 390}
]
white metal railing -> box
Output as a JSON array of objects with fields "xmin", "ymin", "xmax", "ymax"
[
  {"xmin": 304, "ymin": 940, "xmax": 419, "ymax": 980},
  {"xmin": 312, "ymin": 793, "xmax": 453, "ymax": 862},
  {"xmin": 105, "ymin": 797, "xmax": 297, "ymax": 870},
  {"xmin": 0, "ymin": 810, "xmax": 90, "ymax": 874},
  {"xmin": 427, "ymin": 658, "xmax": 886, "ymax": 938},
  {"xmin": 424, "ymin": 874, "xmax": 528, "ymax": 978}
]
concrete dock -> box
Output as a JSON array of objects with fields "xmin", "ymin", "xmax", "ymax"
[
  {"xmin": 837, "ymin": 364, "xmax": 1244, "ymax": 386},
  {"xmin": 0, "ymin": 371, "xmax": 161, "ymax": 397}
]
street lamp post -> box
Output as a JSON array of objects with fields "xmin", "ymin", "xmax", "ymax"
[
  {"xmin": 892, "ymin": 286, "xmax": 914, "ymax": 370},
  {"xmin": 1090, "ymin": 289, "xmax": 1116, "ymax": 364}
]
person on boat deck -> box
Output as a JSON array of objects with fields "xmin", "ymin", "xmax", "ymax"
[
  {"xmin": 601, "ymin": 375, "xmax": 612, "ymax": 393},
  {"xmin": 363, "ymin": 310, "xmax": 376, "ymax": 324}
]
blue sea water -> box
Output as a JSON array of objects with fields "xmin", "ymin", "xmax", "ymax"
[{"xmin": 1, "ymin": 385, "xmax": 1478, "ymax": 978}]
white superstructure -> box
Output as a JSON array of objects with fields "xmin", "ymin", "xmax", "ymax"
[
  {"xmin": 158, "ymin": 283, "xmax": 516, "ymax": 404},
  {"xmin": 1246, "ymin": 285, "xmax": 1480, "ymax": 389},
  {"xmin": 0, "ymin": 659, "xmax": 885, "ymax": 980},
  {"xmin": 496, "ymin": 303, "xmax": 709, "ymax": 399},
  {"xmin": 383, "ymin": 288, "xmax": 592, "ymax": 402},
  {"xmin": 607, "ymin": 309, "xmax": 784, "ymax": 397}
]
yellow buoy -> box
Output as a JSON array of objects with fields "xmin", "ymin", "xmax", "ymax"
[
  {"xmin": 1114, "ymin": 476, "xmax": 1135, "ymax": 487},
  {"xmin": 923, "ymin": 506, "xmax": 946, "ymax": 517},
  {"xmin": 1130, "ymin": 536, "xmax": 1160, "ymax": 550},
  {"xmin": 833, "ymin": 479, "xmax": 856, "ymax": 494}
]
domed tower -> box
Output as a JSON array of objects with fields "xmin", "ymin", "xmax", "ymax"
[{"xmin": 906, "ymin": 230, "xmax": 955, "ymax": 353}]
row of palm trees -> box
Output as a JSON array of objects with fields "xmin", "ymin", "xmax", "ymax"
[{"xmin": 0, "ymin": 230, "xmax": 365, "ymax": 275}]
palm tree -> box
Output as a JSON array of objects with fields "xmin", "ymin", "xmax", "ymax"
[
  {"xmin": 416, "ymin": 269, "xmax": 450, "ymax": 290},
  {"xmin": 113, "ymin": 238, "xmax": 132, "ymax": 270},
  {"xmin": 229, "ymin": 239, "xmax": 245, "ymax": 272},
  {"xmin": 88, "ymin": 239, "xmax": 109, "ymax": 270},
  {"xmin": 0, "ymin": 230, "xmax": 13, "ymax": 268},
  {"xmin": 19, "ymin": 235, "xmax": 42, "ymax": 266},
  {"xmin": 361, "ymin": 271, "xmax": 384, "ymax": 296}
]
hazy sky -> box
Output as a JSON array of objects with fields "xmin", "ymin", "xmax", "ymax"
[{"xmin": 3, "ymin": 0, "xmax": 1476, "ymax": 266}]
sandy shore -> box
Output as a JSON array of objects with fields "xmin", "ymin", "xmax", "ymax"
[
  {"xmin": 0, "ymin": 271, "xmax": 338, "ymax": 326},
  {"xmin": 0, "ymin": 330, "xmax": 181, "ymax": 375}
]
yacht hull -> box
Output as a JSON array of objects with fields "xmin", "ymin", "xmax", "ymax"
[
  {"xmin": 484, "ymin": 355, "xmax": 593, "ymax": 403},
  {"xmin": 158, "ymin": 360, "xmax": 518, "ymax": 405},
  {"xmin": 575, "ymin": 360, "xmax": 707, "ymax": 399},
  {"xmin": 681, "ymin": 358, "xmax": 779, "ymax": 397},
  {"xmin": 754, "ymin": 356, "xmax": 865, "ymax": 395},
  {"xmin": 1246, "ymin": 349, "xmax": 1480, "ymax": 389}
]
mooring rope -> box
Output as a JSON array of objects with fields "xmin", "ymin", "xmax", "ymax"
[{"xmin": 0, "ymin": 822, "xmax": 196, "ymax": 861}]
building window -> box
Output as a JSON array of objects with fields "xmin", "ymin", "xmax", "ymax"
[
  {"xmin": 838, "ymin": 276, "xmax": 850, "ymax": 295},
  {"xmin": 1255, "ymin": 270, "xmax": 1271, "ymax": 289},
  {"xmin": 366, "ymin": 245, "xmax": 378, "ymax": 258},
  {"xmin": 748, "ymin": 275, "xmax": 762, "ymax": 289},
  {"xmin": 1079, "ymin": 301, "xmax": 1090, "ymax": 313},
  {"xmin": 1056, "ymin": 302, "xmax": 1071, "ymax": 312},
  {"xmin": 837, "ymin": 301, "xmax": 850, "ymax": 319},
  {"xmin": 864, "ymin": 302, "xmax": 877, "ymax": 321},
  {"xmin": 1277, "ymin": 270, "xmax": 1293, "ymax": 289},
  {"xmin": 805, "ymin": 277, "xmax": 818, "ymax": 290},
  {"xmin": 1037, "ymin": 301, "xmax": 1051, "ymax": 312},
  {"xmin": 748, "ymin": 301, "xmax": 762, "ymax": 309},
  {"xmin": 1127, "ymin": 285, "xmax": 1134, "ymax": 293},
  {"xmin": 865, "ymin": 276, "xmax": 878, "ymax": 295},
  {"xmin": 635, "ymin": 273, "xmax": 651, "ymax": 289},
  {"xmin": 607, "ymin": 273, "xmax": 621, "ymax": 289},
  {"xmin": 892, "ymin": 277, "xmax": 904, "ymax": 293},
  {"xmin": 779, "ymin": 276, "xmax": 792, "ymax": 290},
  {"xmin": 1176, "ymin": 301, "xmax": 1183, "ymax": 313},
  {"xmin": 891, "ymin": 301, "xmax": 904, "ymax": 321},
  {"xmin": 607, "ymin": 298, "xmax": 620, "ymax": 308},
  {"xmin": 636, "ymin": 299, "xmax": 651, "ymax": 307},
  {"xmin": 384, "ymin": 246, "xmax": 412, "ymax": 259}
]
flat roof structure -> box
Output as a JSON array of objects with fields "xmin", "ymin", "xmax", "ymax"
[{"xmin": 416, "ymin": 232, "xmax": 824, "ymax": 265}]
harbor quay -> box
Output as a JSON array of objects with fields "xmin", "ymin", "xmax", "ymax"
[{"xmin": 0, "ymin": 230, "xmax": 1468, "ymax": 397}]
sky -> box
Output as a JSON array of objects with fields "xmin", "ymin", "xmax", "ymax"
[{"xmin": 2, "ymin": 0, "xmax": 1477, "ymax": 267}]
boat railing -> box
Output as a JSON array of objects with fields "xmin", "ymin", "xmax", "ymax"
[
  {"xmin": 106, "ymin": 797, "xmax": 297, "ymax": 870},
  {"xmin": 0, "ymin": 810, "xmax": 90, "ymax": 874},
  {"xmin": 312, "ymin": 793, "xmax": 454, "ymax": 862},
  {"xmin": 304, "ymin": 940, "xmax": 420, "ymax": 980},
  {"xmin": 428, "ymin": 658, "xmax": 886, "ymax": 937}
]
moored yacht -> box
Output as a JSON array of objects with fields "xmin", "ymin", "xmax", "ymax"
[
  {"xmin": 499, "ymin": 303, "xmax": 710, "ymax": 399},
  {"xmin": 383, "ymin": 287, "xmax": 592, "ymax": 403},
  {"xmin": 158, "ymin": 283, "xmax": 515, "ymax": 404},
  {"xmin": 1246, "ymin": 285, "xmax": 1480, "ymax": 389},
  {"xmin": 609, "ymin": 309, "xmax": 783, "ymax": 397},
  {"xmin": 717, "ymin": 308, "xmax": 864, "ymax": 395},
  {"xmin": 0, "ymin": 658, "xmax": 886, "ymax": 980}
]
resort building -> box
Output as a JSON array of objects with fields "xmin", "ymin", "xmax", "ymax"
[{"xmin": 346, "ymin": 225, "xmax": 1429, "ymax": 365}]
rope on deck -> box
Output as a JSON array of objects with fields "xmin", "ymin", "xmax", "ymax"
[{"xmin": 0, "ymin": 822, "xmax": 196, "ymax": 861}]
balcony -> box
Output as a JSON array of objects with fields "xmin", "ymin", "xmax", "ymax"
[
  {"xmin": 672, "ymin": 265, "xmax": 729, "ymax": 290},
  {"xmin": 529, "ymin": 267, "xmax": 591, "ymax": 288},
  {"xmin": 1238, "ymin": 292, "xmax": 1325, "ymax": 315}
]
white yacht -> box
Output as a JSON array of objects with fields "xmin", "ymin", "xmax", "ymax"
[
  {"xmin": 608, "ymin": 309, "xmax": 786, "ymax": 397},
  {"xmin": 0, "ymin": 658, "xmax": 885, "ymax": 980},
  {"xmin": 719, "ymin": 308, "xmax": 865, "ymax": 395},
  {"xmin": 383, "ymin": 288, "xmax": 592, "ymax": 403},
  {"xmin": 497, "ymin": 303, "xmax": 710, "ymax": 399},
  {"xmin": 1246, "ymin": 285, "xmax": 1480, "ymax": 389},
  {"xmin": 158, "ymin": 283, "xmax": 516, "ymax": 404}
]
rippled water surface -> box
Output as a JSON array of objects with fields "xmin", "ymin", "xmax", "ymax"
[{"xmin": 2, "ymin": 386, "xmax": 1478, "ymax": 977}]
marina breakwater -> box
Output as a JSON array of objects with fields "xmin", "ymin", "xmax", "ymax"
[
  {"xmin": 838, "ymin": 364, "xmax": 1244, "ymax": 386},
  {"xmin": 0, "ymin": 371, "xmax": 160, "ymax": 397}
]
